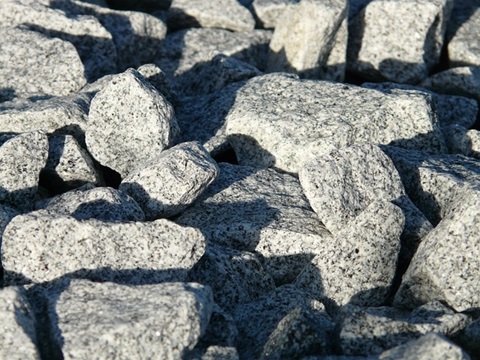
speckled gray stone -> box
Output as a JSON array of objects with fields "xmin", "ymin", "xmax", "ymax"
[
  {"xmin": 0, "ymin": 286, "xmax": 40, "ymax": 360},
  {"xmin": 441, "ymin": 125, "xmax": 480, "ymax": 157},
  {"xmin": 448, "ymin": 7, "xmax": 480, "ymax": 67},
  {"xmin": 295, "ymin": 201, "xmax": 404, "ymax": 313},
  {"xmin": 456, "ymin": 319, "xmax": 480, "ymax": 358},
  {"xmin": 382, "ymin": 146, "xmax": 480, "ymax": 225},
  {"xmin": 86, "ymin": 69, "xmax": 179, "ymax": 178},
  {"xmin": 2, "ymin": 213, "xmax": 204, "ymax": 284},
  {"xmin": 0, "ymin": 131, "xmax": 49, "ymax": 212},
  {"xmin": 224, "ymin": 73, "xmax": 446, "ymax": 174},
  {"xmin": 187, "ymin": 245, "xmax": 275, "ymax": 311},
  {"xmin": 347, "ymin": 0, "xmax": 453, "ymax": 84},
  {"xmin": 339, "ymin": 301, "xmax": 471, "ymax": 356},
  {"xmin": 394, "ymin": 187, "xmax": 480, "ymax": 312},
  {"xmin": 48, "ymin": 279, "xmax": 213, "ymax": 360},
  {"xmin": 137, "ymin": 63, "xmax": 178, "ymax": 106},
  {"xmin": 378, "ymin": 333, "xmax": 471, "ymax": 360},
  {"xmin": 0, "ymin": 26, "xmax": 86, "ymax": 98},
  {"xmin": 168, "ymin": 0, "xmax": 255, "ymax": 32},
  {"xmin": 36, "ymin": 184, "xmax": 145, "ymax": 222},
  {"xmin": 199, "ymin": 303, "xmax": 238, "ymax": 348},
  {"xmin": 199, "ymin": 346, "xmax": 239, "ymax": 360},
  {"xmin": 251, "ymin": 0, "xmax": 299, "ymax": 29},
  {"xmin": 232, "ymin": 285, "xmax": 335, "ymax": 359},
  {"xmin": 119, "ymin": 141, "xmax": 218, "ymax": 219},
  {"xmin": 0, "ymin": 0, "xmax": 117, "ymax": 82},
  {"xmin": 362, "ymin": 82, "xmax": 478, "ymax": 129},
  {"xmin": 0, "ymin": 93, "xmax": 90, "ymax": 144},
  {"xmin": 0, "ymin": 205, "xmax": 18, "ymax": 255},
  {"xmin": 267, "ymin": 0, "xmax": 348, "ymax": 81},
  {"xmin": 176, "ymin": 163, "xmax": 332, "ymax": 285}
]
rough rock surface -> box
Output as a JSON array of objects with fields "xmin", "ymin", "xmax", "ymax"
[
  {"xmin": 119, "ymin": 141, "xmax": 219, "ymax": 219},
  {"xmin": 86, "ymin": 69, "xmax": 179, "ymax": 178},
  {"xmin": 448, "ymin": 7, "xmax": 480, "ymax": 67},
  {"xmin": 251, "ymin": 0, "xmax": 299, "ymax": 29},
  {"xmin": 48, "ymin": 279, "xmax": 213, "ymax": 360},
  {"xmin": 456, "ymin": 319, "xmax": 480, "ymax": 358},
  {"xmin": 2, "ymin": 213, "xmax": 204, "ymax": 284},
  {"xmin": 0, "ymin": 205, "xmax": 18, "ymax": 254}
]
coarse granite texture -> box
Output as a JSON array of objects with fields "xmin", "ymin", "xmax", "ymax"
[
  {"xmin": 198, "ymin": 303, "xmax": 238, "ymax": 349},
  {"xmin": 0, "ymin": 26, "xmax": 86, "ymax": 99},
  {"xmin": 0, "ymin": 131, "xmax": 49, "ymax": 212},
  {"xmin": 175, "ymin": 163, "xmax": 332, "ymax": 285},
  {"xmin": 347, "ymin": 0, "xmax": 453, "ymax": 84},
  {"xmin": 85, "ymin": 69, "xmax": 179, "ymax": 178},
  {"xmin": 35, "ymin": 184, "xmax": 145, "ymax": 222},
  {"xmin": 0, "ymin": 286, "xmax": 40, "ymax": 360},
  {"xmin": 381, "ymin": 146, "xmax": 480, "ymax": 225},
  {"xmin": 251, "ymin": 0, "xmax": 299, "ymax": 29},
  {"xmin": 48, "ymin": 279, "xmax": 213, "ymax": 360},
  {"xmin": 2, "ymin": 212, "xmax": 204, "ymax": 284},
  {"xmin": 0, "ymin": 0, "xmax": 117, "ymax": 82},
  {"xmin": 267, "ymin": 0, "xmax": 348, "ymax": 81},
  {"xmin": 378, "ymin": 333, "xmax": 471, "ymax": 360},
  {"xmin": 447, "ymin": 7, "xmax": 480, "ymax": 67},
  {"xmin": 119, "ymin": 141, "xmax": 219, "ymax": 219},
  {"xmin": 0, "ymin": 205, "xmax": 18, "ymax": 254},
  {"xmin": 137, "ymin": 63, "xmax": 178, "ymax": 106},
  {"xmin": 295, "ymin": 201, "xmax": 404, "ymax": 314},
  {"xmin": 224, "ymin": 73, "xmax": 446, "ymax": 174},
  {"xmin": 393, "ymin": 187, "xmax": 480, "ymax": 312},
  {"xmin": 455, "ymin": 319, "xmax": 480, "ymax": 359},
  {"xmin": 441, "ymin": 125, "xmax": 480, "ymax": 157},
  {"xmin": 196, "ymin": 346, "xmax": 239, "ymax": 360},
  {"xmin": 232, "ymin": 285, "xmax": 335, "ymax": 359},
  {"xmin": 187, "ymin": 245, "xmax": 276, "ymax": 311},
  {"xmin": 338, "ymin": 301, "xmax": 471, "ymax": 356},
  {"xmin": 167, "ymin": 0, "xmax": 255, "ymax": 32}
]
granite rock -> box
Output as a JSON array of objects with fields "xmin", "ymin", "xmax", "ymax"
[
  {"xmin": 393, "ymin": 187, "xmax": 480, "ymax": 312},
  {"xmin": 267, "ymin": 0, "xmax": 348, "ymax": 81},
  {"xmin": 168, "ymin": 0, "xmax": 255, "ymax": 32},
  {"xmin": 176, "ymin": 163, "xmax": 332, "ymax": 285},
  {"xmin": 0, "ymin": 286, "xmax": 40, "ymax": 360},
  {"xmin": 251, "ymin": 0, "xmax": 299, "ymax": 29},
  {"xmin": 137, "ymin": 63, "xmax": 178, "ymax": 106},
  {"xmin": 339, "ymin": 301, "xmax": 471, "ymax": 356},
  {"xmin": 198, "ymin": 303, "xmax": 238, "ymax": 348},
  {"xmin": 119, "ymin": 141, "xmax": 219, "ymax": 219},
  {"xmin": 224, "ymin": 73, "xmax": 446, "ymax": 174},
  {"xmin": 0, "ymin": 131, "xmax": 49, "ymax": 212},
  {"xmin": 0, "ymin": 26, "xmax": 86, "ymax": 98},
  {"xmin": 455, "ymin": 319, "xmax": 480, "ymax": 359},
  {"xmin": 2, "ymin": 213, "xmax": 204, "ymax": 284},
  {"xmin": 36, "ymin": 184, "xmax": 145, "ymax": 222},
  {"xmin": 232, "ymin": 285, "xmax": 335, "ymax": 359},
  {"xmin": 86, "ymin": 69, "xmax": 179, "ymax": 178},
  {"xmin": 378, "ymin": 333, "xmax": 471, "ymax": 360},
  {"xmin": 441, "ymin": 125, "xmax": 480, "ymax": 158},
  {"xmin": 187, "ymin": 245, "xmax": 276, "ymax": 311},
  {"xmin": 448, "ymin": 7, "xmax": 480, "ymax": 67},
  {"xmin": 48, "ymin": 279, "xmax": 213, "ymax": 360},
  {"xmin": 295, "ymin": 201, "xmax": 404, "ymax": 314},
  {"xmin": 348, "ymin": 0, "xmax": 453, "ymax": 84},
  {"xmin": 0, "ymin": 205, "xmax": 18, "ymax": 255},
  {"xmin": 198, "ymin": 346, "xmax": 239, "ymax": 360}
]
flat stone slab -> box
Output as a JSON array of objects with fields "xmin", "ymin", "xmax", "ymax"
[
  {"xmin": 48, "ymin": 280, "xmax": 212, "ymax": 360},
  {"xmin": 2, "ymin": 213, "xmax": 205, "ymax": 284}
]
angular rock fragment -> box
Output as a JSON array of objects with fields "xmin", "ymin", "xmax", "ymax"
[
  {"xmin": 267, "ymin": 0, "xmax": 348, "ymax": 81},
  {"xmin": 0, "ymin": 205, "xmax": 18, "ymax": 254},
  {"xmin": 86, "ymin": 69, "xmax": 179, "ymax": 178},
  {"xmin": 0, "ymin": 286, "xmax": 40, "ymax": 360},
  {"xmin": 168, "ymin": 0, "xmax": 255, "ymax": 32},
  {"xmin": 199, "ymin": 303, "xmax": 238, "ymax": 348},
  {"xmin": 394, "ymin": 188, "xmax": 480, "ymax": 312},
  {"xmin": 251, "ymin": 0, "xmax": 299, "ymax": 29},
  {"xmin": 36, "ymin": 184, "xmax": 145, "ymax": 222},
  {"xmin": 224, "ymin": 73, "xmax": 446, "ymax": 173},
  {"xmin": 348, "ymin": 0, "xmax": 453, "ymax": 84},
  {"xmin": 199, "ymin": 346, "xmax": 239, "ymax": 360},
  {"xmin": 448, "ymin": 7, "xmax": 480, "ymax": 67},
  {"xmin": 378, "ymin": 333, "xmax": 471, "ymax": 360},
  {"xmin": 339, "ymin": 301, "xmax": 471, "ymax": 356},
  {"xmin": 441, "ymin": 125, "xmax": 480, "ymax": 158},
  {"xmin": 48, "ymin": 279, "xmax": 212, "ymax": 360},
  {"xmin": 119, "ymin": 141, "xmax": 219, "ymax": 219},
  {"xmin": 137, "ymin": 63, "xmax": 178, "ymax": 106},
  {"xmin": 455, "ymin": 319, "xmax": 480, "ymax": 358},
  {"xmin": 0, "ymin": 131, "xmax": 49, "ymax": 212},
  {"xmin": 2, "ymin": 213, "xmax": 204, "ymax": 284},
  {"xmin": 295, "ymin": 201, "xmax": 404, "ymax": 313},
  {"xmin": 0, "ymin": 26, "xmax": 86, "ymax": 98},
  {"xmin": 176, "ymin": 163, "xmax": 332, "ymax": 284}
]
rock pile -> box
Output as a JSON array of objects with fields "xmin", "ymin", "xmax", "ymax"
[{"xmin": 0, "ymin": 0, "xmax": 479, "ymax": 359}]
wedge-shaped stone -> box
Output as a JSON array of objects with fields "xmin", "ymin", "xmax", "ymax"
[
  {"xmin": 448, "ymin": 7, "xmax": 480, "ymax": 67},
  {"xmin": 394, "ymin": 188, "xmax": 480, "ymax": 312},
  {"xmin": 0, "ymin": 286, "xmax": 40, "ymax": 360},
  {"xmin": 0, "ymin": 26, "xmax": 86, "ymax": 98},
  {"xmin": 48, "ymin": 280, "xmax": 212, "ymax": 360},
  {"xmin": 2, "ymin": 213, "xmax": 204, "ymax": 284},
  {"xmin": 86, "ymin": 69, "xmax": 179, "ymax": 178},
  {"xmin": 224, "ymin": 73, "xmax": 446, "ymax": 174},
  {"xmin": 0, "ymin": 131, "xmax": 48, "ymax": 212},
  {"xmin": 119, "ymin": 141, "xmax": 219, "ymax": 219},
  {"xmin": 339, "ymin": 301, "xmax": 471, "ymax": 356},
  {"xmin": 176, "ymin": 163, "xmax": 332, "ymax": 284},
  {"xmin": 251, "ymin": 0, "xmax": 299, "ymax": 29}
]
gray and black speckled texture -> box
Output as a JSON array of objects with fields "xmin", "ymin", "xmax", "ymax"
[
  {"xmin": 251, "ymin": 0, "xmax": 300, "ymax": 29},
  {"xmin": 447, "ymin": 7, "xmax": 480, "ymax": 67}
]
